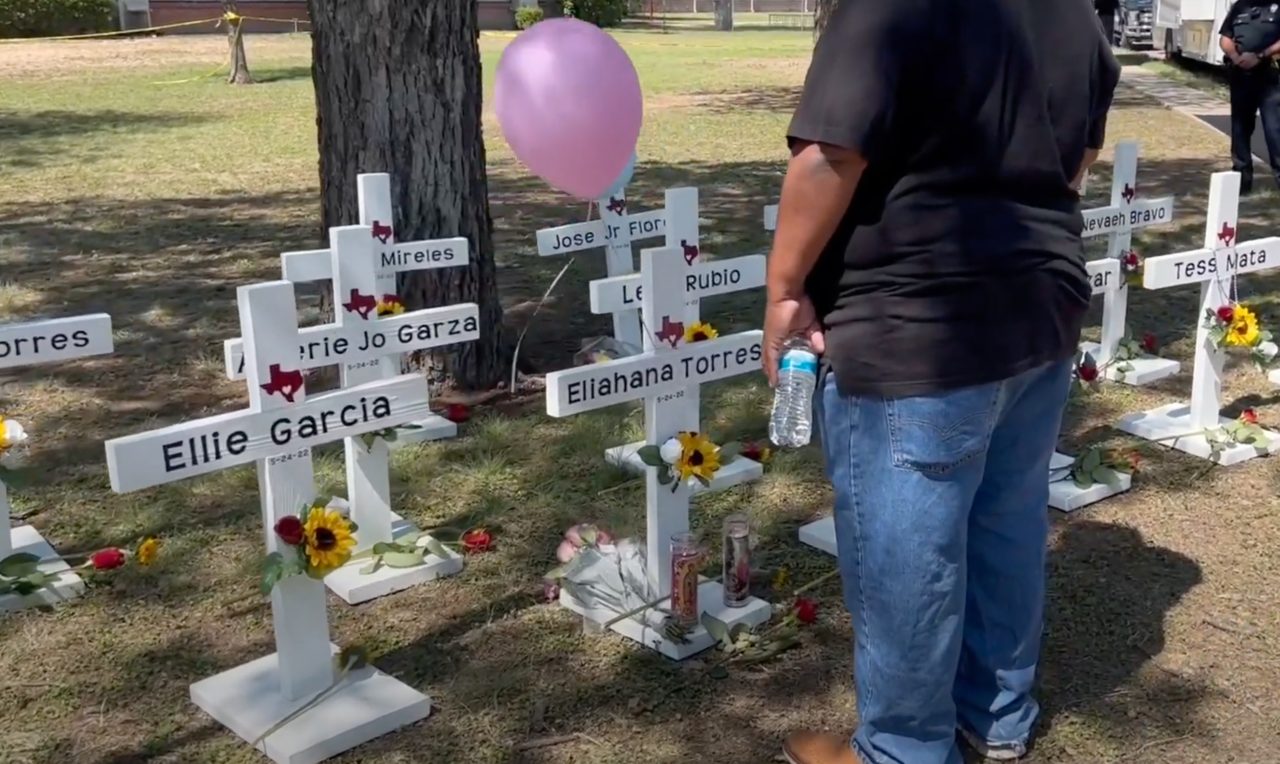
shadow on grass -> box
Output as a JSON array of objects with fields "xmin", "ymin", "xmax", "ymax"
[{"xmin": 0, "ymin": 109, "xmax": 205, "ymax": 171}]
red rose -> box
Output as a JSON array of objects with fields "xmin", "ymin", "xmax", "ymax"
[
  {"xmin": 741, "ymin": 442, "xmax": 763, "ymax": 461},
  {"xmin": 1124, "ymin": 251, "xmax": 1140, "ymax": 268},
  {"xmin": 90, "ymin": 548, "xmax": 127, "ymax": 571},
  {"xmin": 1141, "ymin": 333, "xmax": 1159, "ymax": 354},
  {"xmin": 1077, "ymin": 361, "xmax": 1099, "ymax": 383},
  {"xmin": 1217, "ymin": 306, "xmax": 1235, "ymax": 323},
  {"xmin": 461, "ymin": 528, "xmax": 493, "ymax": 554},
  {"xmin": 444, "ymin": 403, "xmax": 471, "ymax": 424},
  {"xmin": 274, "ymin": 515, "xmax": 304, "ymax": 546},
  {"xmin": 1126, "ymin": 452, "xmax": 1142, "ymax": 472},
  {"xmin": 1241, "ymin": 409, "xmax": 1259, "ymax": 425},
  {"xmin": 793, "ymin": 597, "xmax": 819, "ymax": 625}
]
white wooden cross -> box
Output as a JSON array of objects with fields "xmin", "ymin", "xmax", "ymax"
[
  {"xmin": 223, "ymin": 173, "xmax": 466, "ymax": 444},
  {"xmin": 0, "ymin": 313, "xmax": 113, "ymax": 612},
  {"xmin": 582, "ymin": 189, "xmax": 763, "ymax": 491},
  {"xmin": 536, "ymin": 188, "xmax": 692, "ymax": 350},
  {"xmin": 1078, "ymin": 141, "xmax": 1179, "ymax": 384},
  {"xmin": 545, "ymin": 244, "xmax": 773, "ymax": 660},
  {"xmin": 105, "ymin": 280, "xmax": 433, "ymax": 763},
  {"xmin": 1119, "ymin": 171, "xmax": 1280, "ymax": 464},
  {"xmin": 224, "ymin": 225, "xmax": 479, "ymax": 605}
]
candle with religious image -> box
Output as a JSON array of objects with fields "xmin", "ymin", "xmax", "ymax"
[
  {"xmin": 669, "ymin": 532, "xmax": 702, "ymax": 627},
  {"xmin": 722, "ymin": 513, "xmax": 751, "ymax": 608}
]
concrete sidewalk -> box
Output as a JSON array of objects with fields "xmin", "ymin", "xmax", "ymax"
[{"xmin": 1121, "ymin": 64, "xmax": 1269, "ymax": 166}]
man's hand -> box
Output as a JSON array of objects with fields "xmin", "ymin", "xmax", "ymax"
[
  {"xmin": 1240, "ymin": 51, "xmax": 1261, "ymax": 69},
  {"xmin": 762, "ymin": 295, "xmax": 825, "ymax": 387}
]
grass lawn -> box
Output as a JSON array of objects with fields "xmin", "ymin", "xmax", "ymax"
[{"xmin": 0, "ymin": 28, "xmax": 1278, "ymax": 764}]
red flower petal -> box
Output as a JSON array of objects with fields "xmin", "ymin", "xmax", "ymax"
[
  {"xmin": 1141, "ymin": 333, "xmax": 1159, "ymax": 353},
  {"xmin": 90, "ymin": 548, "xmax": 127, "ymax": 571},
  {"xmin": 444, "ymin": 403, "xmax": 471, "ymax": 424},
  {"xmin": 274, "ymin": 515, "xmax": 305, "ymax": 546},
  {"xmin": 461, "ymin": 528, "xmax": 493, "ymax": 554},
  {"xmin": 1217, "ymin": 306, "xmax": 1235, "ymax": 323},
  {"xmin": 1241, "ymin": 409, "xmax": 1259, "ymax": 425},
  {"xmin": 793, "ymin": 597, "xmax": 819, "ymax": 625}
]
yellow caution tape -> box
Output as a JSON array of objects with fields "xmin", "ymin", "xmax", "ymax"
[
  {"xmin": 0, "ymin": 17, "xmax": 223, "ymax": 43},
  {"xmin": 151, "ymin": 60, "xmax": 228, "ymax": 86}
]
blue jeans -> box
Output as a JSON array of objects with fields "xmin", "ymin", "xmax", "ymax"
[{"xmin": 815, "ymin": 360, "xmax": 1072, "ymax": 764}]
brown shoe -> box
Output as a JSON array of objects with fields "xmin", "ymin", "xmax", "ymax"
[{"xmin": 782, "ymin": 731, "xmax": 860, "ymax": 764}]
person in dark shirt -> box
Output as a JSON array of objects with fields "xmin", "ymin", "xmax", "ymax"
[
  {"xmin": 1219, "ymin": 0, "xmax": 1280, "ymax": 194},
  {"xmin": 765, "ymin": 1, "xmax": 1118, "ymax": 763},
  {"xmin": 1096, "ymin": 0, "xmax": 1119, "ymax": 43}
]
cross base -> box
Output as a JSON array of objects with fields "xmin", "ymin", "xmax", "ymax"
[
  {"xmin": 798, "ymin": 516, "xmax": 837, "ymax": 557},
  {"xmin": 604, "ymin": 441, "xmax": 764, "ymax": 494},
  {"xmin": 1119, "ymin": 402, "xmax": 1280, "ymax": 465},
  {"xmin": 559, "ymin": 578, "xmax": 772, "ymax": 661},
  {"xmin": 388, "ymin": 414, "xmax": 457, "ymax": 448},
  {"xmin": 190, "ymin": 644, "xmax": 431, "ymax": 764},
  {"xmin": 1078, "ymin": 342, "xmax": 1181, "ymax": 386},
  {"xmin": 0, "ymin": 525, "xmax": 85, "ymax": 612},
  {"xmin": 324, "ymin": 511, "xmax": 463, "ymax": 605},
  {"xmin": 1048, "ymin": 451, "xmax": 1131, "ymax": 513},
  {"xmin": 1269, "ymin": 369, "xmax": 1280, "ymax": 387}
]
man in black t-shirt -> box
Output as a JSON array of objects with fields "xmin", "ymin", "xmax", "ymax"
[
  {"xmin": 764, "ymin": 1, "xmax": 1117, "ymax": 763},
  {"xmin": 1220, "ymin": 0, "xmax": 1280, "ymax": 194}
]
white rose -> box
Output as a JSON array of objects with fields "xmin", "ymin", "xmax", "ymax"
[
  {"xmin": 659, "ymin": 437, "xmax": 683, "ymax": 465},
  {"xmin": 1259, "ymin": 341, "xmax": 1279, "ymax": 361},
  {"xmin": 3, "ymin": 419, "xmax": 27, "ymax": 447},
  {"xmin": 0, "ymin": 450, "xmax": 25, "ymax": 470}
]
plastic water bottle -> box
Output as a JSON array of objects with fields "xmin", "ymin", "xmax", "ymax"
[{"xmin": 769, "ymin": 336, "xmax": 819, "ymax": 448}]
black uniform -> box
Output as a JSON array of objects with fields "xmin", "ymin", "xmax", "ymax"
[
  {"xmin": 1096, "ymin": 0, "xmax": 1118, "ymax": 44},
  {"xmin": 1221, "ymin": 0, "xmax": 1280, "ymax": 193}
]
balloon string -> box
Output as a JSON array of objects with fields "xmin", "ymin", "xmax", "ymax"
[{"xmin": 506, "ymin": 202, "xmax": 598, "ymax": 392}]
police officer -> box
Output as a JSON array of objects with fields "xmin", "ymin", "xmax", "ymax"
[{"xmin": 1220, "ymin": 0, "xmax": 1280, "ymax": 194}]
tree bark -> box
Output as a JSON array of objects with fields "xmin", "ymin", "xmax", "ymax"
[
  {"xmin": 713, "ymin": 0, "xmax": 733, "ymax": 31},
  {"xmin": 223, "ymin": 2, "xmax": 253, "ymax": 84},
  {"xmin": 306, "ymin": 0, "xmax": 505, "ymax": 390}
]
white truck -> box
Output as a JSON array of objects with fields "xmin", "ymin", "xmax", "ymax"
[{"xmin": 1155, "ymin": 0, "xmax": 1235, "ymax": 65}]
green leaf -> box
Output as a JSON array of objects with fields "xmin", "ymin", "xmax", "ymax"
[
  {"xmin": 0, "ymin": 552, "xmax": 40, "ymax": 578},
  {"xmin": 544, "ymin": 564, "xmax": 571, "ymax": 581},
  {"xmin": 1082, "ymin": 448, "xmax": 1102, "ymax": 472},
  {"xmin": 0, "ymin": 578, "xmax": 12, "ymax": 594},
  {"xmin": 423, "ymin": 536, "xmax": 452, "ymax": 560},
  {"xmin": 579, "ymin": 526, "xmax": 598, "ymax": 547},
  {"xmin": 1072, "ymin": 472, "xmax": 1091, "ymax": 489},
  {"xmin": 700, "ymin": 612, "xmax": 731, "ymax": 650},
  {"xmin": 359, "ymin": 556, "xmax": 383, "ymax": 575},
  {"xmin": 382, "ymin": 430, "xmax": 398, "ymax": 443},
  {"xmin": 656, "ymin": 470, "xmax": 673, "ymax": 486},
  {"xmin": 371, "ymin": 542, "xmax": 396, "ymax": 555},
  {"xmin": 635, "ymin": 445, "xmax": 665, "ymax": 467},
  {"xmin": 695, "ymin": 475, "xmax": 711, "ymax": 488},
  {"xmin": 718, "ymin": 441, "xmax": 740, "ymax": 461},
  {"xmin": 382, "ymin": 550, "xmax": 426, "ymax": 568},
  {"xmin": 1092, "ymin": 466, "xmax": 1120, "ymax": 489}
]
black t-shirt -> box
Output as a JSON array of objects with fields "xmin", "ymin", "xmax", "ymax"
[
  {"xmin": 787, "ymin": 0, "xmax": 1119, "ymax": 397},
  {"xmin": 1221, "ymin": 0, "xmax": 1280, "ymax": 54}
]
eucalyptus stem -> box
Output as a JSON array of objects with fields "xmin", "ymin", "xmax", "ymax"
[{"xmin": 601, "ymin": 575, "xmax": 723, "ymax": 629}]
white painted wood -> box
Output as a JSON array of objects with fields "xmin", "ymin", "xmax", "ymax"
[
  {"xmin": 1078, "ymin": 142, "xmax": 1177, "ymax": 380},
  {"xmin": 589, "ymin": 254, "xmax": 766, "ymax": 315},
  {"xmin": 1086, "ymin": 258, "xmax": 1120, "ymax": 296},
  {"xmin": 0, "ymin": 311, "xmax": 112, "ymax": 610},
  {"xmin": 545, "ymin": 245, "xmax": 771, "ymax": 658},
  {"xmin": 105, "ymin": 279, "xmax": 431, "ymax": 758},
  {"xmin": 0, "ymin": 314, "xmax": 112, "ymax": 369},
  {"xmin": 1046, "ymin": 451, "xmax": 1132, "ymax": 513},
  {"xmin": 235, "ymin": 173, "xmax": 469, "ymax": 445},
  {"xmin": 1121, "ymin": 172, "xmax": 1280, "ymax": 462},
  {"xmin": 763, "ymin": 204, "xmax": 778, "ymax": 232},
  {"xmin": 797, "ymin": 516, "xmax": 837, "ymax": 556},
  {"xmin": 534, "ymin": 189, "xmax": 684, "ymax": 351}
]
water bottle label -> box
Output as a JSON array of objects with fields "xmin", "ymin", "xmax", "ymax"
[{"xmin": 779, "ymin": 350, "xmax": 819, "ymax": 375}]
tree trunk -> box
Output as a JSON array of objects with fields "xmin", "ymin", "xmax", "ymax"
[
  {"xmin": 713, "ymin": 0, "xmax": 733, "ymax": 31},
  {"xmin": 813, "ymin": 0, "xmax": 839, "ymax": 39},
  {"xmin": 306, "ymin": 0, "xmax": 505, "ymax": 390},
  {"xmin": 223, "ymin": 2, "xmax": 253, "ymax": 84}
]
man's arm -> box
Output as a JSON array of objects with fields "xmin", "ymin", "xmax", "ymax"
[{"xmin": 1071, "ymin": 148, "xmax": 1099, "ymax": 191}]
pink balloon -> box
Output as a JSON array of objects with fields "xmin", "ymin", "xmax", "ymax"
[{"xmin": 494, "ymin": 18, "xmax": 643, "ymax": 200}]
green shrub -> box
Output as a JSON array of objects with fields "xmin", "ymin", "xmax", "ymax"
[
  {"xmin": 514, "ymin": 6, "xmax": 544, "ymax": 29},
  {"xmin": 0, "ymin": 0, "xmax": 115, "ymax": 38},
  {"xmin": 561, "ymin": 0, "xmax": 628, "ymax": 28}
]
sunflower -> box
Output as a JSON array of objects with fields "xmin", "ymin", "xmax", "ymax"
[
  {"xmin": 302, "ymin": 507, "xmax": 357, "ymax": 572},
  {"xmin": 683, "ymin": 321, "xmax": 719, "ymax": 343},
  {"xmin": 673, "ymin": 431, "xmax": 722, "ymax": 482},
  {"xmin": 135, "ymin": 537, "xmax": 162, "ymax": 566},
  {"xmin": 377, "ymin": 297, "xmax": 405, "ymax": 317},
  {"xmin": 1225, "ymin": 305, "xmax": 1261, "ymax": 347}
]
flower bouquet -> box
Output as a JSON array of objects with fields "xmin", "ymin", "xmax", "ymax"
[
  {"xmin": 1204, "ymin": 304, "xmax": 1279, "ymax": 371},
  {"xmin": 635, "ymin": 432, "xmax": 740, "ymax": 492},
  {"xmin": 544, "ymin": 524, "xmax": 663, "ymax": 628},
  {"xmin": 260, "ymin": 499, "xmax": 359, "ymax": 593},
  {"xmin": 1054, "ymin": 446, "xmax": 1140, "ymax": 490},
  {"xmin": 1205, "ymin": 409, "xmax": 1271, "ymax": 462}
]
